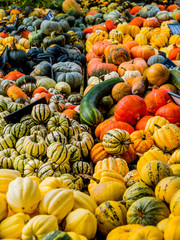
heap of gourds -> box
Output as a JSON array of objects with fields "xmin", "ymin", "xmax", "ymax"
[{"xmin": 0, "ymin": 0, "xmax": 179, "ymax": 240}]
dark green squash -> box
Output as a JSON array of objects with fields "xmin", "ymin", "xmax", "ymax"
[
  {"xmin": 16, "ymin": 75, "xmax": 36, "ymax": 87},
  {"xmin": 8, "ymin": 43, "xmax": 28, "ymax": 68},
  {"xmin": 59, "ymin": 19, "xmax": 70, "ymax": 33},
  {"xmin": 28, "ymin": 27, "xmax": 44, "ymax": 46},
  {"xmin": 80, "ymin": 77, "xmax": 123, "ymax": 127},
  {"xmin": 43, "ymin": 32, "xmax": 65, "ymax": 49},
  {"xmin": 40, "ymin": 20, "xmax": 62, "ymax": 35}
]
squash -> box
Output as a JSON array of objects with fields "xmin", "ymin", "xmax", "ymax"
[
  {"xmin": 47, "ymin": 142, "xmax": 70, "ymax": 164},
  {"xmin": 90, "ymin": 142, "xmax": 110, "ymax": 164},
  {"xmin": 164, "ymin": 216, "xmax": 180, "ymax": 240},
  {"xmin": 154, "ymin": 124, "xmax": 180, "ymax": 152},
  {"xmin": 42, "ymin": 230, "xmax": 72, "ymax": 240},
  {"xmin": 155, "ymin": 176, "xmax": 180, "ymax": 204},
  {"xmin": 22, "ymin": 215, "xmax": 58, "ymax": 240},
  {"xmin": 123, "ymin": 182, "xmax": 154, "ymax": 209},
  {"xmin": 80, "ymin": 78, "xmax": 122, "ymax": 127},
  {"xmin": 156, "ymin": 218, "xmax": 169, "ymax": 233},
  {"xmin": 64, "ymin": 209, "xmax": 97, "ymax": 239},
  {"xmin": 95, "ymin": 201, "xmax": 127, "ymax": 236},
  {"xmin": 62, "ymin": 0, "xmax": 81, "ymax": 16},
  {"xmin": 0, "ymin": 213, "xmax": 30, "ymax": 239},
  {"xmin": 47, "ymin": 114, "xmax": 69, "ymax": 137},
  {"xmin": 169, "ymin": 149, "xmax": 180, "ymax": 165},
  {"xmin": 0, "ymin": 193, "xmax": 8, "ymax": 221},
  {"xmin": 102, "ymin": 129, "xmax": 131, "ymax": 155},
  {"xmin": 0, "ymin": 169, "xmax": 21, "ymax": 194},
  {"xmin": 127, "ymin": 196, "xmax": 170, "ymax": 226},
  {"xmin": 145, "ymin": 116, "xmax": 169, "ymax": 134},
  {"xmin": 128, "ymin": 226, "xmax": 163, "ymax": 240},
  {"xmin": 111, "ymin": 82, "xmax": 132, "ymax": 102},
  {"xmin": 31, "ymin": 103, "xmax": 52, "ymax": 124},
  {"xmin": 139, "ymin": 160, "xmax": 173, "ymax": 188},
  {"xmin": 39, "ymin": 188, "xmax": 74, "ymax": 223},
  {"xmin": 6, "ymin": 177, "xmax": 41, "ymax": 214}
]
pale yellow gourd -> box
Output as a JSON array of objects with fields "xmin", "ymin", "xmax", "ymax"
[
  {"xmin": 0, "ymin": 169, "xmax": 21, "ymax": 193},
  {"xmin": 0, "ymin": 193, "xmax": 8, "ymax": 221},
  {"xmin": 6, "ymin": 177, "xmax": 41, "ymax": 214},
  {"xmin": 39, "ymin": 188, "xmax": 74, "ymax": 223},
  {"xmin": 22, "ymin": 215, "xmax": 58, "ymax": 240}
]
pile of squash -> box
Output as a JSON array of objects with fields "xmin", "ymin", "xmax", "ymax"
[{"xmin": 0, "ymin": 0, "xmax": 180, "ymax": 239}]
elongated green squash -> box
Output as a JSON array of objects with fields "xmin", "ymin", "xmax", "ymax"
[
  {"xmin": 80, "ymin": 77, "xmax": 123, "ymax": 127},
  {"xmin": 169, "ymin": 69, "xmax": 180, "ymax": 90}
]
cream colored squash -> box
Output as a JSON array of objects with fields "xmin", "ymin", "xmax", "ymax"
[{"xmin": 0, "ymin": 169, "xmax": 21, "ymax": 194}]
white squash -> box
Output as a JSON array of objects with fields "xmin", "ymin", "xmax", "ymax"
[
  {"xmin": 104, "ymin": 71, "xmax": 119, "ymax": 81},
  {"xmin": 88, "ymin": 76, "xmax": 103, "ymax": 85},
  {"xmin": 123, "ymin": 70, "xmax": 141, "ymax": 81}
]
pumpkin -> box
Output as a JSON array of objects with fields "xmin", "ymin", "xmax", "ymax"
[
  {"xmin": 156, "ymin": 218, "xmax": 169, "ymax": 233},
  {"xmin": 127, "ymin": 196, "xmax": 170, "ymax": 226},
  {"xmin": 0, "ymin": 212, "xmax": 30, "ymax": 239},
  {"xmin": 102, "ymin": 129, "xmax": 131, "ymax": 155},
  {"xmin": 22, "ymin": 215, "xmax": 58, "ymax": 240},
  {"xmin": 130, "ymin": 130, "xmax": 154, "ymax": 153},
  {"xmin": 170, "ymin": 164, "xmax": 180, "ymax": 177},
  {"xmin": 131, "ymin": 45, "xmax": 155, "ymax": 61},
  {"xmin": 112, "ymin": 82, "xmax": 132, "ymax": 102},
  {"xmin": 140, "ymin": 160, "xmax": 173, "ymax": 188},
  {"xmin": 90, "ymin": 143, "xmax": 111, "ymax": 164},
  {"xmin": 156, "ymin": 102, "xmax": 180, "ymax": 123},
  {"xmin": 92, "ymin": 41, "xmax": 112, "ymax": 56},
  {"xmin": 0, "ymin": 148, "xmax": 18, "ymax": 169},
  {"xmin": 64, "ymin": 209, "xmax": 97, "ymax": 240},
  {"xmin": 60, "ymin": 174, "xmax": 83, "ymax": 191},
  {"xmin": 118, "ymin": 58, "xmax": 148, "ymax": 76},
  {"xmin": 6, "ymin": 177, "xmax": 41, "ymax": 214},
  {"xmin": 13, "ymin": 154, "xmax": 34, "ymax": 175},
  {"xmin": 144, "ymin": 87, "xmax": 171, "ymax": 113},
  {"xmin": 154, "ymin": 124, "xmax": 180, "ymax": 152},
  {"xmin": 7, "ymin": 86, "xmax": 27, "ymax": 101},
  {"xmin": 164, "ymin": 216, "xmax": 180, "ymax": 240},
  {"xmin": 95, "ymin": 201, "xmax": 127, "ymax": 236},
  {"xmin": 114, "ymin": 95, "xmax": 147, "ymax": 126},
  {"xmin": 128, "ymin": 226, "xmax": 163, "ymax": 240},
  {"xmin": 143, "ymin": 17, "xmax": 160, "ymax": 28},
  {"xmin": 123, "ymin": 182, "xmax": 154, "ymax": 209},
  {"xmin": 170, "ymin": 189, "xmax": 180, "ymax": 216},
  {"xmin": 155, "ymin": 176, "xmax": 180, "ymax": 204},
  {"xmin": 39, "ymin": 188, "xmax": 74, "ymax": 223},
  {"xmin": 151, "ymin": 34, "xmax": 168, "ymax": 48},
  {"xmin": 160, "ymin": 84, "xmax": 178, "ymax": 94},
  {"xmin": 135, "ymin": 116, "xmax": 153, "ymax": 131},
  {"xmin": 47, "ymin": 114, "xmax": 69, "ymax": 137},
  {"xmin": 146, "ymin": 63, "xmax": 170, "ymax": 86},
  {"xmin": 140, "ymin": 4, "xmax": 160, "ymax": 18},
  {"xmin": 109, "ymin": 29, "xmax": 124, "ymax": 43},
  {"xmin": 104, "ymin": 71, "xmax": 119, "ymax": 81},
  {"xmin": 107, "ymin": 47, "xmax": 131, "ymax": 65}
]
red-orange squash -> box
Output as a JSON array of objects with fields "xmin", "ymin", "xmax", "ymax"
[
  {"xmin": 155, "ymin": 102, "xmax": 180, "ymax": 123},
  {"xmin": 131, "ymin": 45, "xmax": 155, "ymax": 61},
  {"xmin": 92, "ymin": 41, "xmax": 112, "ymax": 56},
  {"xmin": 135, "ymin": 115, "xmax": 153, "ymax": 131}
]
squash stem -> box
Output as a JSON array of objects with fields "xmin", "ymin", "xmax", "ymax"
[{"xmin": 79, "ymin": 174, "xmax": 100, "ymax": 183}]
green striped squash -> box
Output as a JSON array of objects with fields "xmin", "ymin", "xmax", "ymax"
[
  {"xmin": 38, "ymin": 162, "xmax": 61, "ymax": 180},
  {"xmin": 0, "ymin": 99, "xmax": 7, "ymax": 112},
  {"xmin": 45, "ymin": 131, "xmax": 67, "ymax": 146},
  {"xmin": 21, "ymin": 83, "xmax": 37, "ymax": 94},
  {"xmin": 24, "ymin": 159, "xmax": 44, "ymax": 177},
  {"xmin": 7, "ymin": 102, "xmax": 25, "ymax": 113},
  {"xmin": 47, "ymin": 142, "xmax": 70, "ymax": 165},
  {"xmin": 13, "ymin": 154, "xmax": 34, "ymax": 174},
  {"xmin": 31, "ymin": 104, "xmax": 52, "ymax": 124},
  {"xmin": 69, "ymin": 132, "xmax": 94, "ymax": 159},
  {"xmin": 3, "ymin": 123, "xmax": 13, "ymax": 135},
  {"xmin": 0, "ymin": 119, "xmax": 7, "ymax": 135},
  {"xmin": 66, "ymin": 144, "xmax": 81, "ymax": 163},
  {"xmin": 41, "ymin": 230, "xmax": 72, "ymax": 240},
  {"xmin": 20, "ymin": 114, "xmax": 36, "ymax": 129},
  {"xmin": 95, "ymin": 201, "xmax": 127, "ymax": 236},
  {"xmin": 68, "ymin": 119, "xmax": 81, "ymax": 140},
  {"xmin": 59, "ymin": 161, "xmax": 71, "ymax": 174},
  {"xmin": 102, "ymin": 129, "xmax": 131, "ymax": 155},
  {"xmin": 127, "ymin": 196, "xmax": 170, "ymax": 226},
  {"xmin": 47, "ymin": 114, "xmax": 69, "ymax": 137},
  {"xmin": 60, "ymin": 174, "xmax": 84, "ymax": 191},
  {"xmin": 30, "ymin": 125, "xmax": 47, "ymax": 138},
  {"xmin": 23, "ymin": 134, "xmax": 47, "ymax": 158},
  {"xmin": 0, "ymin": 134, "xmax": 16, "ymax": 151},
  {"xmin": 79, "ymin": 124, "xmax": 92, "ymax": 134},
  {"xmin": 15, "ymin": 136, "xmax": 26, "ymax": 154},
  {"xmin": 72, "ymin": 161, "xmax": 91, "ymax": 175},
  {"xmin": 123, "ymin": 182, "xmax": 155, "ymax": 208},
  {"xmin": 10, "ymin": 123, "xmax": 29, "ymax": 138},
  {"xmin": 0, "ymin": 148, "xmax": 18, "ymax": 169},
  {"xmin": 0, "ymin": 111, "xmax": 9, "ymax": 120},
  {"xmin": 80, "ymin": 77, "xmax": 123, "ymax": 127}
]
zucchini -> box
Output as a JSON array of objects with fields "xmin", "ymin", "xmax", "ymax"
[
  {"xmin": 169, "ymin": 69, "xmax": 180, "ymax": 90},
  {"xmin": 80, "ymin": 77, "xmax": 123, "ymax": 127}
]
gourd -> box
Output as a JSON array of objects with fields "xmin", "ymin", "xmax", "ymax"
[
  {"xmin": 80, "ymin": 78, "xmax": 123, "ymax": 127},
  {"xmin": 22, "ymin": 215, "xmax": 59, "ymax": 240},
  {"xmin": 0, "ymin": 193, "xmax": 8, "ymax": 221},
  {"xmin": 42, "ymin": 230, "xmax": 72, "ymax": 240},
  {"xmin": 40, "ymin": 20, "xmax": 62, "ymax": 35},
  {"xmin": 64, "ymin": 208, "xmax": 97, "ymax": 240},
  {"xmin": 47, "ymin": 142, "xmax": 70, "ymax": 164},
  {"xmin": 39, "ymin": 188, "xmax": 74, "ymax": 223},
  {"xmin": 128, "ymin": 226, "xmax": 163, "ymax": 240},
  {"xmin": 0, "ymin": 169, "xmax": 21, "ymax": 194},
  {"xmin": 6, "ymin": 177, "xmax": 41, "ymax": 214},
  {"xmin": 164, "ymin": 216, "xmax": 180, "ymax": 240}
]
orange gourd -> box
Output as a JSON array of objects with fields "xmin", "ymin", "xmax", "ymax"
[{"xmin": 7, "ymin": 86, "xmax": 27, "ymax": 101}]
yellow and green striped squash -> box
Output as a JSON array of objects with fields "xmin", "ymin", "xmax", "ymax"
[
  {"xmin": 66, "ymin": 144, "xmax": 81, "ymax": 163},
  {"xmin": 15, "ymin": 136, "xmax": 26, "ymax": 154},
  {"xmin": 170, "ymin": 189, "xmax": 180, "ymax": 216},
  {"xmin": 45, "ymin": 131, "xmax": 67, "ymax": 146},
  {"xmin": 95, "ymin": 201, "xmax": 127, "ymax": 236},
  {"xmin": 38, "ymin": 162, "xmax": 61, "ymax": 180},
  {"xmin": 24, "ymin": 159, "xmax": 44, "ymax": 177},
  {"xmin": 72, "ymin": 161, "xmax": 91, "ymax": 175},
  {"xmin": 47, "ymin": 114, "xmax": 69, "ymax": 137},
  {"xmin": 41, "ymin": 230, "xmax": 72, "ymax": 240},
  {"xmin": 0, "ymin": 99, "xmax": 7, "ymax": 112},
  {"xmin": 59, "ymin": 161, "xmax": 71, "ymax": 174},
  {"xmin": 13, "ymin": 154, "xmax": 34, "ymax": 174},
  {"xmin": 20, "ymin": 114, "xmax": 36, "ymax": 129},
  {"xmin": 7, "ymin": 102, "xmax": 25, "ymax": 113},
  {"xmin": 0, "ymin": 134, "xmax": 16, "ymax": 151},
  {"xmin": 31, "ymin": 103, "xmax": 52, "ymax": 124},
  {"xmin": 0, "ymin": 148, "xmax": 18, "ymax": 169},
  {"xmin": 30, "ymin": 125, "xmax": 47, "ymax": 138},
  {"xmin": 10, "ymin": 123, "xmax": 29, "ymax": 138},
  {"xmin": 47, "ymin": 142, "xmax": 70, "ymax": 165}
]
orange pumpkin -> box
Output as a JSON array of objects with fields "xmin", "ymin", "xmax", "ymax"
[
  {"xmin": 32, "ymin": 87, "xmax": 49, "ymax": 97},
  {"xmin": 117, "ymin": 144, "xmax": 137, "ymax": 164},
  {"xmin": 92, "ymin": 25, "xmax": 107, "ymax": 33},
  {"xmin": 104, "ymin": 44, "xmax": 129, "ymax": 59},
  {"xmin": 7, "ymin": 86, "xmax": 27, "ymax": 101},
  {"xmin": 146, "ymin": 63, "xmax": 170, "ymax": 86},
  {"xmin": 124, "ymin": 41, "xmax": 139, "ymax": 50},
  {"xmin": 92, "ymin": 41, "xmax": 112, "ymax": 56},
  {"xmin": 118, "ymin": 58, "xmax": 148, "ymax": 76},
  {"xmin": 95, "ymin": 117, "xmax": 116, "ymax": 138},
  {"xmin": 107, "ymin": 47, "xmax": 131, "ymax": 65},
  {"xmin": 111, "ymin": 82, "xmax": 132, "ymax": 102},
  {"xmin": 131, "ymin": 45, "xmax": 155, "ymax": 61},
  {"xmin": 135, "ymin": 116, "xmax": 153, "ymax": 131},
  {"xmin": 90, "ymin": 143, "xmax": 111, "ymax": 164},
  {"xmin": 130, "ymin": 130, "xmax": 154, "ymax": 153},
  {"xmin": 86, "ymin": 52, "xmax": 100, "ymax": 62}
]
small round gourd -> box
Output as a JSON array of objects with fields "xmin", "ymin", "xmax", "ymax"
[{"xmin": 72, "ymin": 161, "xmax": 91, "ymax": 175}]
